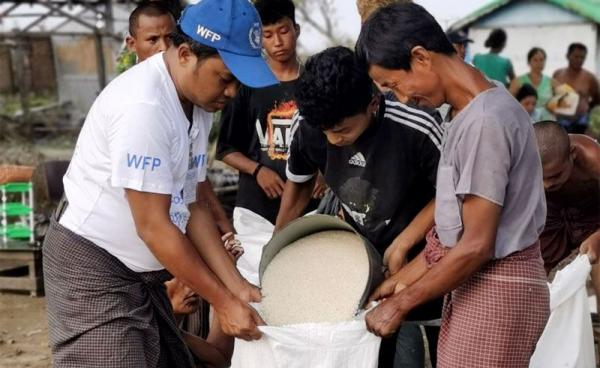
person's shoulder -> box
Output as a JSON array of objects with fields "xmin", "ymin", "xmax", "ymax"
[
  {"xmin": 292, "ymin": 112, "xmax": 321, "ymax": 138},
  {"xmin": 571, "ymin": 134, "xmax": 599, "ymax": 150},
  {"xmin": 571, "ymin": 134, "xmax": 600, "ymax": 175},
  {"xmin": 471, "ymin": 88, "xmax": 519, "ymax": 126},
  {"xmin": 582, "ymin": 68, "xmax": 599, "ymax": 81},
  {"xmin": 552, "ymin": 68, "xmax": 566, "ymax": 79},
  {"xmin": 382, "ymin": 95, "xmax": 443, "ymax": 149},
  {"xmin": 104, "ymin": 60, "xmax": 167, "ymax": 107}
]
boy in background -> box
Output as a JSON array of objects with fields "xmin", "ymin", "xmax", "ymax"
[{"xmin": 217, "ymin": 0, "xmax": 324, "ymax": 284}]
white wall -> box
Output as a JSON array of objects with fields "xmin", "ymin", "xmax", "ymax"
[{"xmin": 467, "ymin": 23, "xmax": 598, "ymax": 78}]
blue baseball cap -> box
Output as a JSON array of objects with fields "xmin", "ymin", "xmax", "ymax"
[{"xmin": 179, "ymin": 0, "xmax": 278, "ymax": 88}]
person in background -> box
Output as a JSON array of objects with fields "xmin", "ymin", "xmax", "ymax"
[
  {"xmin": 553, "ymin": 43, "xmax": 600, "ymax": 134},
  {"xmin": 473, "ymin": 28, "xmax": 515, "ymax": 86},
  {"xmin": 533, "ymin": 121, "xmax": 600, "ymax": 309},
  {"xmin": 509, "ymin": 47, "xmax": 558, "ymax": 121},
  {"xmin": 356, "ymin": 0, "xmax": 408, "ymax": 21},
  {"xmin": 125, "ymin": 1, "xmax": 175, "ymax": 63},
  {"xmin": 358, "ymin": 4, "xmax": 549, "ymax": 366},
  {"xmin": 117, "ymin": 1, "xmax": 176, "ymax": 74},
  {"xmin": 217, "ymin": 0, "xmax": 324, "ymax": 230},
  {"xmin": 446, "ymin": 30, "xmax": 472, "ymax": 61},
  {"xmin": 516, "ymin": 83, "xmax": 542, "ymax": 122}
]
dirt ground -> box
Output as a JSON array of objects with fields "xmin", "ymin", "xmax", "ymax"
[{"xmin": 0, "ymin": 293, "xmax": 50, "ymax": 368}]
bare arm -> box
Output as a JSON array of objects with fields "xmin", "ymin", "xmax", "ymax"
[
  {"xmin": 366, "ymin": 195, "xmax": 500, "ymax": 337},
  {"xmin": 274, "ymin": 178, "xmax": 316, "ymax": 232},
  {"xmin": 384, "ymin": 199, "xmax": 435, "ymax": 275},
  {"xmin": 508, "ymin": 78, "xmax": 521, "ymax": 96},
  {"xmin": 182, "ymin": 330, "xmax": 230, "ymax": 368},
  {"xmin": 197, "ymin": 180, "xmax": 234, "ymax": 235},
  {"xmin": 186, "ymin": 192, "xmax": 260, "ymax": 303},
  {"xmin": 222, "ymin": 152, "xmax": 285, "ymax": 199},
  {"xmin": 222, "ymin": 151, "xmax": 260, "ymax": 177},
  {"xmin": 125, "ymin": 189, "xmax": 262, "ymax": 340},
  {"xmin": 573, "ymin": 134, "xmax": 600, "ymax": 176}
]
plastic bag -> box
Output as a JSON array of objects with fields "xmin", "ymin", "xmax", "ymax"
[
  {"xmin": 530, "ymin": 255, "xmax": 595, "ymax": 368},
  {"xmin": 233, "ymin": 207, "xmax": 274, "ymax": 286},
  {"xmin": 231, "ymin": 315, "xmax": 381, "ymax": 368}
]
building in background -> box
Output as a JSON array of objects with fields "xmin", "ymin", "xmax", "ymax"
[
  {"xmin": 449, "ymin": 0, "xmax": 600, "ymax": 77},
  {"xmin": 0, "ymin": 1, "xmax": 183, "ymax": 115}
]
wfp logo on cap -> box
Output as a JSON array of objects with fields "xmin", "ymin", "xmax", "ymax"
[
  {"xmin": 249, "ymin": 22, "xmax": 261, "ymax": 50},
  {"xmin": 196, "ymin": 25, "xmax": 222, "ymax": 43}
]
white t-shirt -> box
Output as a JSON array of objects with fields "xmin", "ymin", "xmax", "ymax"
[{"xmin": 60, "ymin": 53, "xmax": 213, "ymax": 272}]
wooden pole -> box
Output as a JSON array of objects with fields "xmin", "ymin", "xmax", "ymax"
[{"xmin": 94, "ymin": 31, "xmax": 106, "ymax": 90}]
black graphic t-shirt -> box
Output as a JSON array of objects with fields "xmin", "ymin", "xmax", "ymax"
[
  {"xmin": 287, "ymin": 95, "xmax": 442, "ymax": 256},
  {"xmin": 217, "ymin": 80, "xmax": 317, "ymax": 224},
  {"xmin": 287, "ymin": 95, "xmax": 443, "ymax": 320}
]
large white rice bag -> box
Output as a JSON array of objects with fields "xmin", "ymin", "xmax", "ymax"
[
  {"xmin": 530, "ymin": 255, "xmax": 595, "ymax": 368},
  {"xmin": 231, "ymin": 315, "xmax": 381, "ymax": 368}
]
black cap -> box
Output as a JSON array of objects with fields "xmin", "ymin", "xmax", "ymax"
[{"xmin": 447, "ymin": 30, "xmax": 473, "ymax": 45}]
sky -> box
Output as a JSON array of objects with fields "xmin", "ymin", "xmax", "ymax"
[{"xmin": 298, "ymin": 0, "xmax": 494, "ymax": 53}]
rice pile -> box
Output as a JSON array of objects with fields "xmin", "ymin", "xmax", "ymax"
[{"xmin": 260, "ymin": 230, "xmax": 369, "ymax": 326}]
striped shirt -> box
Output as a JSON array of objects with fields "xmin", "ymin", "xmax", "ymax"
[{"xmin": 286, "ymin": 94, "xmax": 442, "ymax": 255}]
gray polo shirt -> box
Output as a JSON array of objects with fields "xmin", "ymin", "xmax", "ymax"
[{"xmin": 435, "ymin": 87, "xmax": 546, "ymax": 259}]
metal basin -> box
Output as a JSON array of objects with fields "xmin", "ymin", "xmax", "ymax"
[{"xmin": 259, "ymin": 214, "xmax": 384, "ymax": 310}]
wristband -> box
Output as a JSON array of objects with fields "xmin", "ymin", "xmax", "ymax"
[{"xmin": 252, "ymin": 163, "xmax": 264, "ymax": 179}]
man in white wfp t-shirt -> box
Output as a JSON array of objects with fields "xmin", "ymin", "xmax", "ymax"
[{"xmin": 42, "ymin": 0, "xmax": 277, "ymax": 366}]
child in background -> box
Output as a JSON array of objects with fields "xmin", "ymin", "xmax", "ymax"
[{"xmin": 516, "ymin": 83, "xmax": 542, "ymax": 122}]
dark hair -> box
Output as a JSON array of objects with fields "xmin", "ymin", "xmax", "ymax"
[
  {"xmin": 533, "ymin": 120, "xmax": 570, "ymax": 164},
  {"xmin": 295, "ymin": 47, "xmax": 374, "ymax": 130},
  {"xmin": 516, "ymin": 83, "xmax": 537, "ymax": 102},
  {"xmin": 128, "ymin": 1, "xmax": 175, "ymax": 36},
  {"xmin": 527, "ymin": 47, "xmax": 546, "ymax": 62},
  {"xmin": 567, "ymin": 42, "xmax": 587, "ymax": 56},
  {"xmin": 170, "ymin": 26, "xmax": 219, "ymax": 60},
  {"xmin": 484, "ymin": 28, "xmax": 507, "ymax": 49},
  {"xmin": 356, "ymin": 3, "xmax": 455, "ymax": 71},
  {"xmin": 254, "ymin": 0, "xmax": 296, "ymax": 26}
]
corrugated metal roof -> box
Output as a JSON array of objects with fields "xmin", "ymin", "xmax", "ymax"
[{"xmin": 449, "ymin": 0, "xmax": 600, "ymax": 31}]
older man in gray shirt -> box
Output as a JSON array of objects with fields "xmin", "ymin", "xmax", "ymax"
[{"xmin": 357, "ymin": 3, "xmax": 550, "ymax": 367}]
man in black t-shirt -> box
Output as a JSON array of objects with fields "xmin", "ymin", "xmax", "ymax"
[
  {"xmin": 217, "ymin": 0, "xmax": 323, "ymax": 226},
  {"xmin": 275, "ymin": 47, "xmax": 442, "ymax": 368}
]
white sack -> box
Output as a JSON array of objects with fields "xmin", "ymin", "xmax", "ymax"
[{"xmin": 530, "ymin": 255, "xmax": 595, "ymax": 368}]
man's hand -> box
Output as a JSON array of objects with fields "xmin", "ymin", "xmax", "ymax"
[
  {"xmin": 222, "ymin": 232, "xmax": 244, "ymax": 262},
  {"xmin": 383, "ymin": 239, "xmax": 409, "ymax": 276},
  {"xmin": 365, "ymin": 294, "xmax": 407, "ymax": 338},
  {"xmin": 214, "ymin": 297, "xmax": 264, "ymax": 341},
  {"xmin": 580, "ymin": 231, "xmax": 600, "ymax": 264},
  {"xmin": 256, "ymin": 166, "xmax": 285, "ymax": 199},
  {"xmin": 233, "ymin": 280, "xmax": 262, "ymax": 304},
  {"xmin": 312, "ymin": 173, "xmax": 329, "ymax": 199},
  {"xmin": 368, "ymin": 272, "xmax": 408, "ymax": 304}
]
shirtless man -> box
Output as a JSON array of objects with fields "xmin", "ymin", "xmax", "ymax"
[
  {"xmin": 534, "ymin": 121, "xmax": 600, "ymax": 305},
  {"xmin": 553, "ymin": 43, "xmax": 600, "ymax": 134}
]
